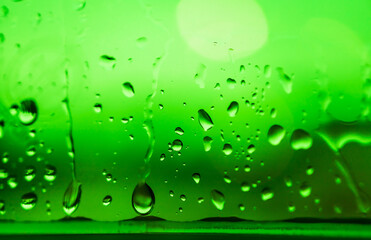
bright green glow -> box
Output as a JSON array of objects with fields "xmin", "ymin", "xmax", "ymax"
[{"xmin": 177, "ymin": 0, "xmax": 268, "ymax": 61}]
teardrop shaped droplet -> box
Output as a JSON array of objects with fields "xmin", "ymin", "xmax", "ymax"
[
  {"xmin": 132, "ymin": 182, "xmax": 155, "ymax": 215},
  {"xmin": 19, "ymin": 99, "xmax": 38, "ymax": 125},
  {"xmin": 192, "ymin": 173, "xmax": 200, "ymax": 184},
  {"xmin": 198, "ymin": 109, "xmax": 214, "ymax": 131},
  {"xmin": 211, "ymin": 189, "xmax": 225, "ymax": 210},
  {"xmin": 227, "ymin": 101, "xmax": 239, "ymax": 117},
  {"xmin": 63, "ymin": 180, "xmax": 82, "ymax": 216},
  {"xmin": 122, "ymin": 82, "xmax": 135, "ymax": 98}
]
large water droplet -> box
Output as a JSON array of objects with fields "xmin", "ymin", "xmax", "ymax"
[
  {"xmin": 132, "ymin": 182, "xmax": 155, "ymax": 215},
  {"xmin": 63, "ymin": 180, "xmax": 82, "ymax": 216},
  {"xmin": 277, "ymin": 67, "xmax": 292, "ymax": 94},
  {"xmin": 21, "ymin": 192, "xmax": 37, "ymax": 210},
  {"xmin": 222, "ymin": 143, "xmax": 233, "ymax": 155},
  {"xmin": 203, "ymin": 136, "xmax": 213, "ymax": 152},
  {"xmin": 267, "ymin": 125, "xmax": 286, "ymax": 146},
  {"xmin": 198, "ymin": 109, "xmax": 214, "ymax": 131},
  {"xmin": 19, "ymin": 99, "xmax": 38, "ymax": 125},
  {"xmin": 122, "ymin": 82, "xmax": 135, "ymax": 98},
  {"xmin": 290, "ymin": 129, "xmax": 313, "ymax": 150},
  {"xmin": 211, "ymin": 189, "xmax": 225, "ymax": 210},
  {"xmin": 227, "ymin": 101, "xmax": 239, "ymax": 117},
  {"xmin": 261, "ymin": 188, "xmax": 274, "ymax": 201},
  {"xmin": 171, "ymin": 139, "xmax": 183, "ymax": 151}
]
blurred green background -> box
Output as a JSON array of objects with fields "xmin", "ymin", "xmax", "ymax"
[{"xmin": 0, "ymin": 0, "xmax": 371, "ymax": 222}]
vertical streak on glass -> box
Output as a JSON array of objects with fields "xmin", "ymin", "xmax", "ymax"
[
  {"xmin": 139, "ymin": 0, "xmax": 173, "ymax": 181},
  {"xmin": 317, "ymin": 132, "xmax": 370, "ymax": 213},
  {"xmin": 60, "ymin": 0, "xmax": 81, "ymax": 216}
]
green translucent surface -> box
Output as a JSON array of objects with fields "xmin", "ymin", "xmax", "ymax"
[{"xmin": 1, "ymin": 0, "xmax": 371, "ymax": 235}]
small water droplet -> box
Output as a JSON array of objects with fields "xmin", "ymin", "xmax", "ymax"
[
  {"xmin": 226, "ymin": 78, "xmax": 236, "ymax": 89},
  {"xmin": 290, "ymin": 129, "xmax": 312, "ymax": 150},
  {"xmin": 122, "ymin": 82, "xmax": 135, "ymax": 98},
  {"xmin": 132, "ymin": 182, "xmax": 155, "ymax": 215},
  {"xmin": 21, "ymin": 192, "xmax": 37, "ymax": 210},
  {"xmin": 136, "ymin": 36, "xmax": 148, "ymax": 47},
  {"xmin": 222, "ymin": 144, "xmax": 233, "ymax": 155},
  {"xmin": 241, "ymin": 182, "xmax": 250, "ymax": 192},
  {"xmin": 299, "ymin": 183, "xmax": 311, "ymax": 198},
  {"xmin": 100, "ymin": 55, "xmax": 116, "ymax": 69},
  {"xmin": 203, "ymin": 136, "xmax": 213, "ymax": 152},
  {"xmin": 227, "ymin": 101, "xmax": 239, "ymax": 117},
  {"xmin": 267, "ymin": 125, "xmax": 286, "ymax": 146},
  {"xmin": 94, "ymin": 103, "xmax": 102, "ymax": 113},
  {"xmin": 261, "ymin": 188, "xmax": 274, "ymax": 201},
  {"xmin": 211, "ymin": 190, "xmax": 225, "ymax": 210},
  {"xmin": 103, "ymin": 195, "xmax": 112, "ymax": 206},
  {"xmin": 198, "ymin": 109, "xmax": 214, "ymax": 131},
  {"xmin": 192, "ymin": 173, "xmax": 200, "ymax": 184},
  {"xmin": 24, "ymin": 167, "xmax": 36, "ymax": 182},
  {"xmin": 175, "ymin": 127, "xmax": 184, "ymax": 135},
  {"xmin": 247, "ymin": 144, "xmax": 255, "ymax": 154},
  {"xmin": 180, "ymin": 195, "xmax": 187, "ymax": 201},
  {"xmin": 44, "ymin": 165, "xmax": 56, "ymax": 182},
  {"xmin": 19, "ymin": 99, "xmax": 38, "ymax": 125}
]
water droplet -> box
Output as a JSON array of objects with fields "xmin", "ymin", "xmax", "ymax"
[
  {"xmin": 26, "ymin": 145, "xmax": 36, "ymax": 157},
  {"xmin": 19, "ymin": 99, "xmax": 38, "ymax": 125},
  {"xmin": 264, "ymin": 65, "xmax": 271, "ymax": 78},
  {"xmin": 288, "ymin": 203, "xmax": 296, "ymax": 213},
  {"xmin": 284, "ymin": 176, "xmax": 293, "ymax": 187},
  {"xmin": 192, "ymin": 173, "xmax": 200, "ymax": 184},
  {"xmin": 211, "ymin": 190, "xmax": 225, "ymax": 210},
  {"xmin": 171, "ymin": 139, "xmax": 183, "ymax": 152},
  {"xmin": 224, "ymin": 175, "xmax": 232, "ymax": 184},
  {"xmin": 203, "ymin": 136, "xmax": 213, "ymax": 152},
  {"xmin": 94, "ymin": 103, "xmax": 102, "ymax": 113},
  {"xmin": 160, "ymin": 154, "xmax": 166, "ymax": 161},
  {"xmin": 247, "ymin": 144, "xmax": 255, "ymax": 154},
  {"xmin": 198, "ymin": 197, "xmax": 204, "ymax": 204},
  {"xmin": 100, "ymin": 55, "xmax": 116, "ymax": 69},
  {"xmin": 267, "ymin": 125, "xmax": 286, "ymax": 146},
  {"xmin": 277, "ymin": 67, "xmax": 292, "ymax": 94},
  {"xmin": 136, "ymin": 37, "xmax": 148, "ymax": 47},
  {"xmin": 270, "ymin": 108, "xmax": 277, "ymax": 118},
  {"xmin": 290, "ymin": 129, "xmax": 312, "ymax": 150},
  {"xmin": 21, "ymin": 192, "xmax": 37, "ymax": 210},
  {"xmin": 175, "ymin": 127, "xmax": 184, "ymax": 135},
  {"xmin": 103, "ymin": 195, "xmax": 112, "ymax": 206},
  {"xmin": 299, "ymin": 183, "xmax": 311, "ymax": 198},
  {"xmin": 0, "ymin": 169, "xmax": 8, "ymax": 179},
  {"xmin": 222, "ymin": 144, "xmax": 233, "ymax": 155},
  {"xmin": 241, "ymin": 182, "xmax": 250, "ymax": 192},
  {"xmin": 261, "ymin": 188, "xmax": 274, "ymax": 201},
  {"xmin": 132, "ymin": 182, "xmax": 155, "ymax": 215},
  {"xmin": 306, "ymin": 166, "xmax": 314, "ymax": 176},
  {"xmin": 198, "ymin": 109, "xmax": 214, "ymax": 131},
  {"xmin": 7, "ymin": 177, "xmax": 17, "ymax": 188},
  {"xmin": 24, "ymin": 167, "xmax": 35, "ymax": 182},
  {"xmin": 226, "ymin": 78, "xmax": 236, "ymax": 89},
  {"xmin": 169, "ymin": 190, "xmax": 174, "ymax": 197},
  {"xmin": 180, "ymin": 195, "xmax": 187, "ymax": 201},
  {"xmin": 237, "ymin": 204, "xmax": 245, "ymax": 212},
  {"xmin": 44, "ymin": 165, "xmax": 56, "ymax": 182},
  {"xmin": 227, "ymin": 101, "xmax": 239, "ymax": 117},
  {"xmin": 63, "ymin": 180, "xmax": 82, "ymax": 215},
  {"xmin": 122, "ymin": 82, "xmax": 135, "ymax": 98}
]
